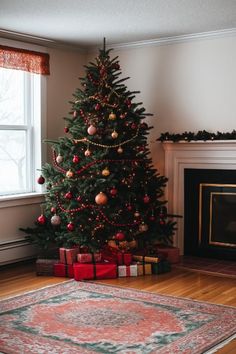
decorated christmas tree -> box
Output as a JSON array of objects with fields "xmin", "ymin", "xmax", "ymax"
[{"xmin": 21, "ymin": 42, "xmax": 177, "ymax": 255}]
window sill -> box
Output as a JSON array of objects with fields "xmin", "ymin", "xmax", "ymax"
[{"xmin": 0, "ymin": 192, "xmax": 45, "ymax": 209}]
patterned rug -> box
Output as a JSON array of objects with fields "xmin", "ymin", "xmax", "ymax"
[{"xmin": 0, "ymin": 281, "xmax": 236, "ymax": 354}]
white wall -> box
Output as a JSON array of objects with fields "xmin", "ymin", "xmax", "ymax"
[
  {"xmin": 87, "ymin": 35, "xmax": 236, "ymax": 174},
  {"xmin": 0, "ymin": 43, "xmax": 86, "ymax": 265}
]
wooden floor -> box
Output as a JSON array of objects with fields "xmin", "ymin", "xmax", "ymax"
[{"xmin": 0, "ymin": 261, "xmax": 236, "ymax": 353}]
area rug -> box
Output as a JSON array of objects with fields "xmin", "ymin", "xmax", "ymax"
[{"xmin": 0, "ymin": 281, "xmax": 236, "ymax": 354}]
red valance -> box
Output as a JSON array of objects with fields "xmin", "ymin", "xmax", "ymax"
[{"xmin": 0, "ymin": 45, "xmax": 50, "ymax": 75}]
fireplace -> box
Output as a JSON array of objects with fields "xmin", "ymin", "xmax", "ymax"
[
  {"xmin": 162, "ymin": 140, "xmax": 236, "ymax": 259},
  {"xmin": 184, "ymin": 168, "xmax": 236, "ymax": 260}
]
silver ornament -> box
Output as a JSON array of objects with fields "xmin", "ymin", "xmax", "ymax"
[{"xmin": 51, "ymin": 215, "xmax": 61, "ymax": 225}]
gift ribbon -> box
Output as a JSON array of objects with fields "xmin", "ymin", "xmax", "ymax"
[{"xmin": 126, "ymin": 266, "xmax": 131, "ymax": 277}]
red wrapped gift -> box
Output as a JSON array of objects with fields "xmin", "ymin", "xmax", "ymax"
[
  {"xmin": 59, "ymin": 247, "xmax": 80, "ymax": 265},
  {"xmin": 102, "ymin": 246, "xmax": 132, "ymax": 266},
  {"xmin": 73, "ymin": 262, "xmax": 117, "ymax": 281},
  {"xmin": 54, "ymin": 263, "xmax": 74, "ymax": 278},
  {"xmin": 77, "ymin": 252, "xmax": 102, "ymax": 263}
]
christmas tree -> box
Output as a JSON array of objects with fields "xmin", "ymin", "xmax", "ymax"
[{"xmin": 21, "ymin": 42, "xmax": 177, "ymax": 255}]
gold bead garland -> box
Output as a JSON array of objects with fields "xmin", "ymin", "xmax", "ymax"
[{"xmin": 73, "ymin": 125, "xmax": 140, "ymax": 149}]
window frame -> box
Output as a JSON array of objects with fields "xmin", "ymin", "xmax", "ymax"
[{"xmin": 0, "ymin": 39, "xmax": 47, "ymax": 205}]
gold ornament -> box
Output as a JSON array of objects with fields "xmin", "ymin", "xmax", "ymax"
[
  {"xmin": 95, "ymin": 192, "xmax": 108, "ymax": 205},
  {"xmin": 84, "ymin": 149, "xmax": 91, "ymax": 156},
  {"xmin": 119, "ymin": 241, "xmax": 129, "ymax": 250},
  {"xmin": 108, "ymin": 112, "xmax": 116, "ymax": 120},
  {"xmin": 128, "ymin": 240, "xmax": 138, "ymax": 249},
  {"xmin": 111, "ymin": 130, "xmax": 118, "ymax": 139},
  {"xmin": 117, "ymin": 146, "xmax": 123, "ymax": 154},
  {"xmin": 102, "ymin": 167, "xmax": 110, "ymax": 176},
  {"xmin": 108, "ymin": 240, "xmax": 118, "ymax": 249},
  {"xmin": 66, "ymin": 169, "xmax": 74, "ymax": 178},
  {"xmin": 139, "ymin": 222, "xmax": 149, "ymax": 232}
]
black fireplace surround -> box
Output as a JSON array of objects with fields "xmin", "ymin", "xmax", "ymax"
[{"xmin": 184, "ymin": 169, "xmax": 236, "ymax": 260}]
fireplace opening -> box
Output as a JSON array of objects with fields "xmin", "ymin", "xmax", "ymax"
[{"xmin": 184, "ymin": 169, "xmax": 236, "ymax": 260}]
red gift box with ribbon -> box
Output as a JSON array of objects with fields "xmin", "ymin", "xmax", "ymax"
[
  {"xmin": 59, "ymin": 247, "xmax": 80, "ymax": 265},
  {"xmin": 73, "ymin": 262, "xmax": 117, "ymax": 281},
  {"xmin": 102, "ymin": 245, "xmax": 132, "ymax": 266},
  {"xmin": 54, "ymin": 263, "xmax": 74, "ymax": 278}
]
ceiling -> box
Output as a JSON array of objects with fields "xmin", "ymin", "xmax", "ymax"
[{"xmin": 1, "ymin": 0, "xmax": 236, "ymax": 49}]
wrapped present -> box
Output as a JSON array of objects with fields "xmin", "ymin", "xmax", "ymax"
[
  {"xmin": 132, "ymin": 254, "xmax": 160, "ymax": 263},
  {"xmin": 54, "ymin": 263, "xmax": 74, "ymax": 278},
  {"xmin": 59, "ymin": 247, "xmax": 80, "ymax": 265},
  {"xmin": 136, "ymin": 262, "xmax": 152, "ymax": 276},
  {"xmin": 73, "ymin": 262, "xmax": 117, "ymax": 281},
  {"xmin": 118, "ymin": 264, "xmax": 138, "ymax": 277},
  {"xmin": 36, "ymin": 259, "xmax": 59, "ymax": 276},
  {"xmin": 152, "ymin": 260, "xmax": 171, "ymax": 274},
  {"xmin": 77, "ymin": 252, "xmax": 102, "ymax": 263},
  {"xmin": 155, "ymin": 246, "xmax": 180, "ymax": 264},
  {"xmin": 102, "ymin": 245, "xmax": 132, "ymax": 265}
]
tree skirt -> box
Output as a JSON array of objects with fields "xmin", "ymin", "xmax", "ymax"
[{"xmin": 0, "ymin": 281, "xmax": 236, "ymax": 354}]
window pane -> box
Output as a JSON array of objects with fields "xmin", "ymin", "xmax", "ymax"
[
  {"xmin": 0, "ymin": 130, "xmax": 27, "ymax": 195},
  {"xmin": 0, "ymin": 68, "xmax": 25, "ymax": 125}
]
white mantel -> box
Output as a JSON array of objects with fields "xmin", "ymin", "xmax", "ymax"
[{"xmin": 161, "ymin": 140, "xmax": 236, "ymax": 254}]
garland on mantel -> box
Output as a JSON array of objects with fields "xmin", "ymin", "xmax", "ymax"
[{"xmin": 157, "ymin": 130, "xmax": 236, "ymax": 142}]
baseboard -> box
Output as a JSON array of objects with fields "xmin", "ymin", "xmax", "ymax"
[{"xmin": 0, "ymin": 238, "xmax": 37, "ymax": 266}]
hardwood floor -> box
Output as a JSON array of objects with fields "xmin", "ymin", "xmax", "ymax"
[{"xmin": 0, "ymin": 261, "xmax": 236, "ymax": 353}]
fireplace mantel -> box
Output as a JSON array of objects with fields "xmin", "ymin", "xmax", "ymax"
[{"xmin": 161, "ymin": 140, "xmax": 236, "ymax": 254}]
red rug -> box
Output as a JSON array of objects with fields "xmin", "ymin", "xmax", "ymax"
[{"xmin": 0, "ymin": 281, "xmax": 236, "ymax": 353}]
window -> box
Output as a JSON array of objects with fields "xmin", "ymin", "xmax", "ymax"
[
  {"xmin": 0, "ymin": 44, "xmax": 49, "ymax": 198},
  {"xmin": 0, "ymin": 68, "xmax": 41, "ymax": 196}
]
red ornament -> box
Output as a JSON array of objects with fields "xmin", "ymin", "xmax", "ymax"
[
  {"xmin": 67, "ymin": 222, "xmax": 75, "ymax": 231},
  {"xmin": 125, "ymin": 99, "xmax": 132, "ymax": 108},
  {"xmin": 37, "ymin": 175, "xmax": 45, "ymax": 184},
  {"xmin": 37, "ymin": 214, "xmax": 46, "ymax": 225},
  {"xmin": 73, "ymin": 155, "xmax": 80, "ymax": 163},
  {"xmin": 110, "ymin": 187, "xmax": 118, "ymax": 196},
  {"xmin": 95, "ymin": 103, "xmax": 101, "ymax": 111},
  {"xmin": 51, "ymin": 207, "xmax": 56, "ymax": 214},
  {"xmin": 120, "ymin": 113, "xmax": 126, "ymax": 119},
  {"xmin": 95, "ymin": 192, "xmax": 108, "ymax": 205},
  {"xmin": 131, "ymin": 123, "xmax": 137, "ymax": 130},
  {"xmin": 77, "ymin": 196, "xmax": 82, "ymax": 202},
  {"xmin": 143, "ymin": 195, "xmax": 150, "ymax": 203},
  {"xmin": 65, "ymin": 191, "xmax": 73, "ymax": 199},
  {"xmin": 159, "ymin": 219, "xmax": 165, "ymax": 225},
  {"xmin": 149, "ymin": 215, "xmax": 155, "ymax": 221},
  {"xmin": 64, "ymin": 127, "xmax": 69, "ymax": 133},
  {"xmin": 126, "ymin": 204, "xmax": 133, "ymax": 211},
  {"xmin": 115, "ymin": 232, "xmax": 125, "ymax": 241}
]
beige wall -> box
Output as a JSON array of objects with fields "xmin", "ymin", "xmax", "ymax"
[
  {"xmin": 87, "ymin": 35, "xmax": 236, "ymax": 173},
  {"xmin": 47, "ymin": 47, "xmax": 86, "ymax": 142},
  {"xmin": 0, "ymin": 45, "xmax": 85, "ymax": 264}
]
